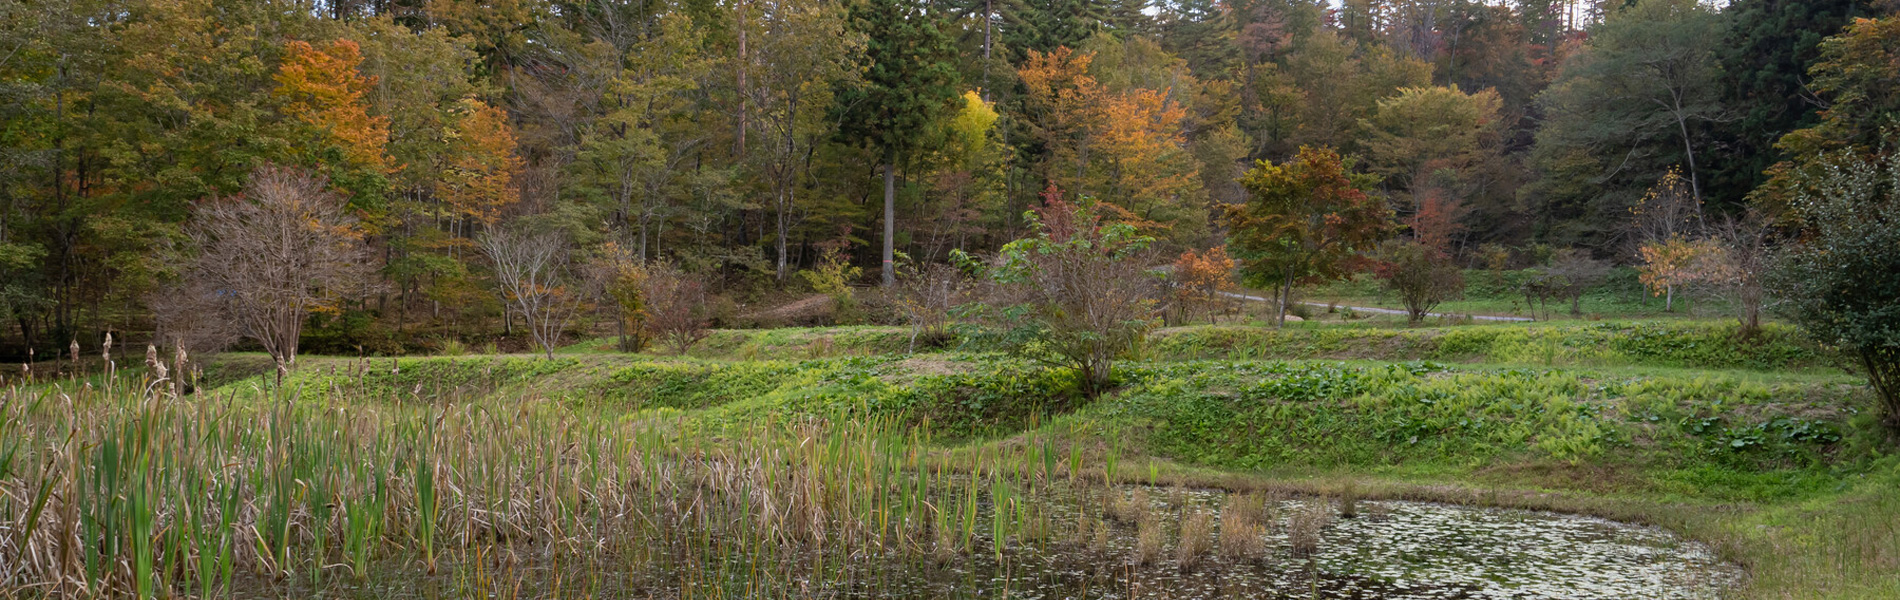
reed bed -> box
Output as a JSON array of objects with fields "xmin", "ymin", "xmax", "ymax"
[{"xmin": 0, "ymin": 364, "xmax": 1257, "ymax": 599}]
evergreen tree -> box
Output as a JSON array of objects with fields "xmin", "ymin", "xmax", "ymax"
[
  {"xmin": 1708, "ymin": 0, "xmax": 1869, "ymax": 205},
  {"xmin": 838, "ymin": 0, "xmax": 962, "ymax": 285}
]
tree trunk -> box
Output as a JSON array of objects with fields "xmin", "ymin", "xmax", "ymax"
[
  {"xmin": 775, "ymin": 186, "xmax": 789, "ymax": 281},
  {"xmin": 1674, "ymin": 111, "xmax": 1704, "ymax": 208},
  {"xmin": 1277, "ymin": 271, "xmax": 1293, "ymax": 328},
  {"xmin": 882, "ymin": 158, "xmax": 896, "ymax": 287},
  {"xmin": 1665, "ymin": 285, "xmax": 1675, "ymax": 312}
]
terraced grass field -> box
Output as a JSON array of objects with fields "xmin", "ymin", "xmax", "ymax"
[{"xmin": 2, "ymin": 321, "xmax": 1893, "ymax": 598}]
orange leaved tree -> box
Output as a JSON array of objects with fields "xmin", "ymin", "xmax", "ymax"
[
  {"xmin": 1171, "ymin": 246, "xmax": 1237, "ymax": 324},
  {"xmin": 274, "ymin": 39, "xmax": 393, "ymax": 212},
  {"xmin": 1636, "ymin": 236, "xmax": 1725, "ymax": 312}
]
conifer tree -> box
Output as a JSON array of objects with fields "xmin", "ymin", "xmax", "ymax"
[{"xmin": 838, "ymin": 0, "xmax": 962, "ymax": 286}]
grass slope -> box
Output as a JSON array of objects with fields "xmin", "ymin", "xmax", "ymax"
[{"xmin": 190, "ymin": 326, "xmax": 1895, "ymax": 599}]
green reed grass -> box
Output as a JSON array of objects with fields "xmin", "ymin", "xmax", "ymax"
[{"xmin": 0, "ymin": 366, "xmax": 1160, "ymax": 599}]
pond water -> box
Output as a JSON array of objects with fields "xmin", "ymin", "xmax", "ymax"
[
  {"xmin": 258, "ymin": 487, "xmax": 1742, "ymax": 600},
  {"xmin": 867, "ymin": 489, "xmax": 1743, "ymax": 600}
]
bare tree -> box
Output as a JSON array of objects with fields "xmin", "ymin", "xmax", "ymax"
[
  {"xmin": 1546, "ymin": 249, "xmax": 1611, "ymax": 317},
  {"xmin": 1629, "ymin": 168, "xmax": 1704, "ymax": 251},
  {"xmin": 1710, "ymin": 211, "xmax": 1771, "ymax": 336},
  {"xmin": 643, "ymin": 260, "xmax": 709, "ymax": 354},
  {"xmin": 181, "ymin": 165, "xmax": 374, "ymax": 374},
  {"xmin": 148, "ymin": 277, "xmax": 241, "ymax": 360},
  {"xmin": 480, "ymin": 227, "xmax": 588, "ymax": 359}
]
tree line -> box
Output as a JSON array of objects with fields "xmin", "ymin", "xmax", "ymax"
[{"xmin": 1, "ymin": 0, "xmax": 1897, "ymax": 366}]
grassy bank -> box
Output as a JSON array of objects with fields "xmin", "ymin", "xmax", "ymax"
[{"xmin": 3, "ymin": 334, "xmax": 1892, "ymax": 598}]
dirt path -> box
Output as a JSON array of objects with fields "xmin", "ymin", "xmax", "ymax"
[{"xmin": 1218, "ymin": 291, "xmax": 1536, "ymax": 323}]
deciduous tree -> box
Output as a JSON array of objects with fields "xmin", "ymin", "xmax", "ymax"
[
  {"xmin": 1372, "ymin": 239, "xmax": 1464, "ymax": 325},
  {"xmin": 1637, "ymin": 236, "xmax": 1723, "ymax": 312},
  {"xmin": 479, "ymin": 226, "xmax": 587, "ymax": 360},
  {"xmin": 442, "ymin": 97, "xmax": 523, "ymax": 226},
  {"xmin": 180, "ymin": 166, "xmax": 375, "ymax": 373},
  {"xmin": 274, "ymin": 38, "xmax": 395, "ymax": 215},
  {"xmin": 1767, "ymin": 152, "xmax": 1900, "ymax": 430},
  {"xmin": 1170, "ymin": 245, "xmax": 1237, "ymax": 324},
  {"xmin": 1226, "ymin": 146, "xmax": 1392, "ymax": 326},
  {"xmin": 1528, "ymin": 0, "xmax": 1727, "ymax": 247}
]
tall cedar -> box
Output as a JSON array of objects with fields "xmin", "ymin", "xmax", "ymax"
[
  {"xmin": 1708, "ymin": 0, "xmax": 1868, "ymax": 205},
  {"xmin": 837, "ymin": 0, "xmax": 961, "ymax": 286}
]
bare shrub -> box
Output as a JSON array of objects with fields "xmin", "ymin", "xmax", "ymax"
[
  {"xmin": 480, "ymin": 227, "xmax": 587, "ymax": 359},
  {"xmin": 895, "ymin": 262, "xmax": 970, "ymax": 352},
  {"xmin": 985, "ymin": 198, "xmax": 1159, "ymax": 397},
  {"xmin": 1176, "ymin": 509, "xmax": 1215, "ymax": 570},
  {"xmin": 1547, "ymin": 248, "xmax": 1611, "ymax": 317},
  {"xmin": 1709, "ymin": 211, "xmax": 1771, "ymax": 336},
  {"xmin": 644, "ymin": 261, "xmax": 710, "ymax": 354},
  {"xmin": 180, "ymin": 165, "xmax": 374, "ymax": 372}
]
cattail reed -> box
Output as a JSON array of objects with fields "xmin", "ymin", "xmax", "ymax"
[{"xmin": 0, "ymin": 356, "xmax": 1321, "ymax": 599}]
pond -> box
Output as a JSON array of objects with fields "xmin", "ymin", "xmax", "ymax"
[
  {"xmin": 851, "ymin": 488, "xmax": 1742, "ymax": 600},
  {"xmin": 269, "ymin": 486, "xmax": 1739, "ymax": 600}
]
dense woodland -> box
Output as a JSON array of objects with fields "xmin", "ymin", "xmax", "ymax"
[{"xmin": 1, "ymin": 0, "xmax": 1898, "ymax": 360}]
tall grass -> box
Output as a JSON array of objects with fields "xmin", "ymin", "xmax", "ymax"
[{"xmin": 0, "ymin": 365, "xmax": 1206, "ymax": 598}]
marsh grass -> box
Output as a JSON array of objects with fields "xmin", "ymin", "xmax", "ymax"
[
  {"xmin": 1108, "ymin": 488, "xmax": 1150, "ymax": 524},
  {"xmin": 1175, "ymin": 509, "xmax": 1214, "ymax": 570},
  {"xmin": 0, "ymin": 365, "xmax": 1101, "ymax": 598},
  {"xmin": 1287, "ymin": 501, "xmax": 1334, "ymax": 558},
  {"xmin": 1134, "ymin": 513, "xmax": 1166, "ymax": 566},
  {"xmin": 1218, "ymin": 493, "xmax": 1268, "ymax": 562}
]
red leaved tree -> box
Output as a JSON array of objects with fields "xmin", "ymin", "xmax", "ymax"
[{"xmin": 1225, "ymin": 146, "xmax": 1393, "ymax": 325}]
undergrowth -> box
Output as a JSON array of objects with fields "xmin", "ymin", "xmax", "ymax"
[{"xmin": 1150, "ymin": 321, "xmax": 1833, "ymax": 371}]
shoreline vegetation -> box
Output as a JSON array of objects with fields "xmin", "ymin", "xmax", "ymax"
[{"xmin": 4, "ymin": 322, "xmax": 1891, "ymax": 598}]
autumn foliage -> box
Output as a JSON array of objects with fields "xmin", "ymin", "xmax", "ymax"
[
  {"xmin": 443, "ymin": 97, "xmax": 523, "ymax": 226},
  {"xmin": 1226, "ymin": 146, "xmax": 1392, "ymax": 325},
  {"xmin": 274, "ymin": 39, "xmax": 393, "ymax": 177},
  {"xmin": 1018, "ymin": 48, "xmax": 1202, "ymax": 240},
  {"xmin": 1171, "ymin": 246, "xmax": 1237, "ymax": 324},
  {"xmin": 1637, "ymin": 236, "xmax": 1726, "ymax": 312}
]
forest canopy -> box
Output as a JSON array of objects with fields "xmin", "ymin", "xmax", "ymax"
[{"xmin": 0, "ymin": 0, "xmax": 1895, "ymax": 356}]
